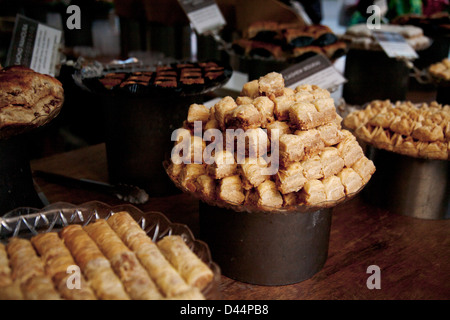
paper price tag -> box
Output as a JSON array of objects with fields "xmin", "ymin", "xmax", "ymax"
[
  {"xmin": 6, "ymin": 14, "xmax": 63, "ymax": 76},
  {"xmin": 178, "ymin": 0, "xmax": 226, "ymax": 34},
  {"xmin": 281, "ymin": 55, "xmax": 347, "ymax": 91},
  {"xmin": 373, "ymin": 31, "xmax": 418, "ymax": 60}
]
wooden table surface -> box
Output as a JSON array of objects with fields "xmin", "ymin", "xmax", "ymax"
[{"xmin": 30, "ymin": 143, "xmax": 450, "ymax": 300}]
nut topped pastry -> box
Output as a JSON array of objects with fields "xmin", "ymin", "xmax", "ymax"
[
  {"xmin": 344, "ymin": 99, "xmax": 450, "ymax": 160},
  {"xmin": 167, "ymin": 72, "xmax": 375, "ymax": 211},
  {"xmin": 0, "ymin": 66, "xmax": 64, "ymax": 139}
]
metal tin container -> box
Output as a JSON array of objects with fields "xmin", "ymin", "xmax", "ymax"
[
  {"xmin": 0, "ymin": 135, "xmax": 44, "ymax": 215},
  {"xmin": 199, "ymin": 202, "xmax": 332, "ymax": 286},
  {"xmin": 343, "ymin": 49, "xmax": 410, "ymax": 105},
  {"xmin": 363, "ymin": 146, "xmax": 449, "ymax": 220},
  {"xmin": 102, "ymin": 94, "xmax": 198, "ymax": 197}
]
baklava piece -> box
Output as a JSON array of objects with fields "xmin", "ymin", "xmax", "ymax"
[
  {"xmin": 218, "ymin": 175, "xmax": 246, "ymax": 204},
  {"xmin": 275, "ymin": 162, "xmax": 307, "ymax": 194},
  {"xmin": 240, "ymin": 80, "xmax": 260, "ymax": 99},
  {"xmin": 320, "ymin": 147, "xmax": 345, "ymax": 179},
  {"xmin": 60, "ymin": 225, "xmax": 130, "ymax": 300},
  {"xmin": 301, "ymin": 154, "xmax": 323, "ymax": 180},
  {"xmin": 322, "ymin": 175, "xmax": 345, "ymax": 201},
  {"xmin": 239, "ymin": 157, "xmax": 269, "ymax": 190},
  {"xmin": 157, "ymin": 235, "xmax": 214, "ymax": 291},
  {"xmin": 84, "ymin": 220, "xmax": 163, "ymax": 300},
  {"xmin": 187, "ymin": 104, "xmax": 210, "ymax": 125},
  {"xmin": 273, "ymin": 94, "xmax": 295, "ymax": 121},
  {"xmin": 352, "ymin": 156, "xmax": 376, "ymax": 184},
  {"xmin": 195, "ymin": 175, "xmax": 216, "ymax": 200},
  {"xmin": 337, "ymin": 168, "xmax": 364, "ymax": 195},
  {"xmin": 252, "ymin": 96, "xmax": 275, "ymax": 126},
  {"xmin": 336, "ymin": 131, "xmax": 364, "ymax": 167},
  {"xmin": 279, "ymin": 134, "xmax": 306, "ymax": 164},
  {"xmin": 258, "ymin": 72, "xmax": 285, "ymax": 97},
  {"xmin": 294, "ymin": 128, "xmax": 325, "ymax": 156},
  {"xmin": 206, "ymin": 150, "xmax": 237, "ymax": 179},
  {"xmin": 179, "ymin": 164, "xmax": 206, "ymax": 192},
  {"xmin": 214, "ymin": 96, "xmax": 238, "ymax": 129},
  {"xmin": 289, "ymin": 101, "xmax": 322, "ymax": 130},
  {"xmin": 250, "ymin": 180, "xmax": 284, "ymax": 209},
  {"xmin": 225, "ymin": 104, "xmax": 263, "ymax": 130},
  {"xmin": 298, "ymin": 179, "xmax": 327, "ymax": 205}
]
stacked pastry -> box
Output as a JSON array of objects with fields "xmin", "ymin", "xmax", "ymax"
[
  {"xmin": 167, "ymin": 72, "xmax": 375, "ymax": 211},
  {"xmin": 429, "ymin": 58, "xmax": 450, "ymax": 82},
  {"xmin": 0, "ymin": 212, "xmax": 214, "ymax": 300},
  {"xmin": 344, "ymin": 100, "xmax": 450, "ymax": 160},
  {"xmin": 231, "ymin": 21, "xmax": 347, "ymax": 62},
  {"xmin": 341, "ymin": 23, "xmax": 430, "ymax": 51}
]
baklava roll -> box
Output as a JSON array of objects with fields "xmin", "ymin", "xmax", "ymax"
[
  {"xmin": 107, "ymin": 212, "xmax": 199, "ymax": 298},
  {"xmin": 31, "ymin": 232, "xmax": 97, "ymax": 300},
  {"xmin": 7, "ymin": 238, "xmax": 61, "ymax": 300},
  {"xmin": 157, "ymin": 235, "xmax": 214, "ymax": 290},
  {"xmin": 60, "ymin": 224, "xmax": 129, "ymax": 300},
  {"xmin": 298, "ymin": 179, "xmax": 327, "ymax": 205},
  {"xmin": 0, "ymin": 243, "xmax": 23, "ymax": 300},
  {"xmin": 84, "ymin": 219, "xmax": 163, "ymax": 300},
  {"xmin": 218, "ymin": 175, "xmax": 246, "ymax": 204},
  {"xmin": 275, "ymin": 162, "xmax": 307, "ymax": 194}
]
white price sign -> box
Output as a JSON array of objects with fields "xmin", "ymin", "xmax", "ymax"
[
  {"xmin": 282, "ymin": 55, "xmax": 347, "ymax": 91},
  {"xmin": 178, "ymin": 0, "xmax": 226, "ymax": 34},
  {"xmin": 373, "ymin": 31, "xmax": 418, "ymax": 60},
  {"xmin": 6, "ymin": 15, "xmax": 62, "ymax": 76}
]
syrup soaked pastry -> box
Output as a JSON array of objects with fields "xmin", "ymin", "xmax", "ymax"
[
  {"xmin": 84, "ymin": 219, "xmax": 163, "ymax": 300},
  {"xmin": 6, "ymin": 238, "xmax": 61, "ymax": 300},
  {"xmin": 31, "ymin": 233, "xmax": 97, "ymax": 300},
  {"xmin": 167, "ymin": 72, "xmax": 376, "ymax": 211},
  {"xmin": 60, "ymin": 225, "xmax": 130, "ymax": 300}
]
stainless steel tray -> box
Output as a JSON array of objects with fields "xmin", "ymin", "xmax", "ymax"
[{"xmin": 0, "ymin": 201, "xmax": 221, "ymax": 299}]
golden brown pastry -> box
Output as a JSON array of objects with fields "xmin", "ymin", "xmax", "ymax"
[
  {"xmin": 239, "ymin": 157, "xmax": 269, "ymax": 190},
  {"xmin": 298, "ymin": 179, "xmax": 327, "ymax": 205},
  {"xmin": 187, "ymin": 103, "xmax": 210, "ymax": 125},
  {"xmin": 258, "ymin": 72, "xmax": 285, "ymax": 97},
  {"xmin": 240, "ymin": 80, "xmax": 260, "ymax": 99},
  {"xmin": 322, "ymin": 175, "xmax": 345, "ymax": 201},
  {"xmin": 320, "ymin": 147, "xmax": 345, "ymax": 179},
  {"xmin": 84, "ymin": 219, "xmax": 163, "ymax": 300},
  {"xmin": 31, "ymin": 232, "xmax": 97, "ymax": 300},
  {"xmin": 272, "ymin": 94, "xmax": 295, "ymax": 121},
  {"xmin": 275, "ymin": 162, "xmax": 307, "ymax": 194},
  {"xmin": 289, "ymin": 101, "xmax": 322, "ymax": 130},
  {"xmin": 225, "ymin": 104, "xmax": 263, "ymax": 130},
  {"xmin": 206, "ymin": 150, "xmax": 237, "ymax": 179},
  {"xmin": 294, "ymin": 128, "xmax": 325, "ymax": 156},
  {"xmin": 279, "ymin": 134, "xmax": 306, "ymax": 164},
  {"xmin": 337, "ymin": 168, "xmax": 364, "ymax": 195},
  {"xmin": 59, "ymin": 224, "xmax": 130, "ymax": 300},
  {"xmin": 107, "ymin": 212, "xmax": 202, "ymax": 299},
  {"xmin": 352, "ymin": 156, "xmax": 376, "ymax": 184},
  {"xmin": 301, "ymin": 154, "xmax": 323, "ymax": 180},
  {"xmin": 0, "ymin": 66, "xmax": 64, "ymax": 139},
  {"xmin": 336, "ymin": 130, "xmax": 364, "ymax": 167},
  {"xmin": 157, "ymin": 235, "xmax": 214, "ymax": 290},
  {"xmin": 213, "ymin": 96, "xmax": 238, "ymax": 129},
  {"xmin": 218, "ymin": 175, "xmax": 246, "ymax": 204},
  {"xmin": 179, "ymin": 164, "xmax": 206, "ymax": 192},
  {"xmin": 0, "ymin": 243, "xmax": 23, "ymax": 300},
  {"xmin": 195, "ymin": 175, "xmax": 216, "ymax": 199},
  {"xmin": 6, "ymin": 237, "xmax": 61, "ymax": 300},
  {"xmin": 252, "ymin": 96, "xmax": 275, "ymax": 126}
]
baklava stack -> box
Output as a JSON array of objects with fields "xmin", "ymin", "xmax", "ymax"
[
  {"xmin": 344, "ymin": 100, "xmax": 450, "ymax": 160},
  {"xmin": 167, "ymin": 72, "xmax": 376, "ymax": 211}
]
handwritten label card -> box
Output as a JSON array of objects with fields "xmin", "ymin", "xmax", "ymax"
[
  {"xmin": 373, "ymin": 31, "xmax": 418, "ymax": 60},
  {"xmin": 6, "ymin": 15, "xmax": 62, "ymax": 76},
  {"xmin": 178, "ymin": 0, "xmax": 226, "ymax": 34},
  {"xmin": 282, "ymin": 54, "xmax": 347, "ymax": 91}
]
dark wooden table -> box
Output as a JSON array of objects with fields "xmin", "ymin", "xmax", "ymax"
[{"xmin": 30, "ymin": 143, "xmax": 450, "ymax": 300}]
